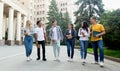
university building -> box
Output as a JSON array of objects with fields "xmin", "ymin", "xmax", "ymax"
[
  {"xmin": 0, "ymin": 0, "xmax": 28, "ymax": 45},
  {"xmin": 0, "ymin": 0, "xmax": 78, "ymax": 46}
]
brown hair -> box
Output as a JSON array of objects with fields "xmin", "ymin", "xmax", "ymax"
[{"xmin": 69, "ymin": 23, "xmax": 74, "ymax": 29}]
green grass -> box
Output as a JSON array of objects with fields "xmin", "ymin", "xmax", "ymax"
[{"xmin": 87, "ymin": 48, "xmax": 120, "ymax": 58}]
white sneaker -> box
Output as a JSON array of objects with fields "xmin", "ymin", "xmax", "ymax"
[
  {"xmin": 27, "ymin": 57, "xmax": 30, "ymax": 61},
  {"xmin": 91, "ymin": 61, "xmax": 98, "ymax": 64},
  {"xmin": 54, "ymin": 57, "xmax": 60, "ymax": 62},
  {"xmin": 69, "ymin": 58, "xmax": 73, "ymax": 62},
  {"xmin": 99, "ymin": 62, "xmax": 104, "ymax": 67},
  {"xmin": 54, "ymin": 57, "xmax": 57, "ymax": 61},
  {"xmin": 56, "ymin": 58, "xmax": 60, "ymax": 62},
  {"xmin": 29, "ymin": 57, "xmax": 32, "ymax": 60},
  {"xmin": 82, "ymin": 59, "xmax": 86, "ymax": 63},
  {"xmin": 67, "ymin": 57, "xmax": 71, "ymax": 61}
]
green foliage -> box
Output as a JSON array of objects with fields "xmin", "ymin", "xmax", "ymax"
[
  {"xmin": 46, "ymin": 0, "xmax": 60, "ymax": 31},
  {"xmin": 75, "ymin": 0, "xmax": 104, "ymax": 31},
  {"xmin": 100, "ymin": 9, "xmax": 120, "ymax": 50},
  {"xmin": 88, "ymin": 48, "xmax": 120, "ymax": 58}
]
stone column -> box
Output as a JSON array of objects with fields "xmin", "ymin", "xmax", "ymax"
[
  {"xmin": 16, "ymin": 12, "xmax": 22, "ymax": 45},
  {"xmin": 7, "ymin": 7, "xmax": 14, "ymax": 45},
  {"xmin": 23, "ymin": 16, "xmax": 27, "ymax": 28},
  {"xmin": 22, "ymin": 16, "xmax": 27, "ymax": 42},
  {"xmin": 0, "ymin": 2, "xmax": 4, "ymax": 45}
]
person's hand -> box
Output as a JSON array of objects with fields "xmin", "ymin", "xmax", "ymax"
[
  {"xmin": 36, "ymin": 41, "xmax": 40, "ymax": 48},
  {"xmin": 61, "ymin": 39, "xmax": 64, "ymax": 42},
  {"xmin": 36, "ymin": 41, "xmax": 38, "ymax": 45},
  {"xmin": 66, "ymin": 35, "xmax": 70, "ymax": 37},
  {"xmin": 51, "ymin": 39, "xmax": 56, "ymax": 42},
  {"xmin": 95, "ymin": 34, "xmax": 100, "ymax": 38},
  {"xmin": 68, "ymin": 35, "xmax": 72, "ymax": 39},
  {"xmin": 81, "ymin": 32, "xmax": 85, "ymax": 37},
  {"xmin": 45, "ymin": 40, "xmax": 48, "ymax": 43}
]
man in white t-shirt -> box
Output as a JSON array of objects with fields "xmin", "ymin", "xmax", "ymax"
[{"xmin": 35, "ymin": 20, "xmax": 47, "ymax": 61}]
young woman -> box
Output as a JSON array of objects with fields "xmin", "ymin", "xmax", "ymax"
[
  {"xmin": 35, "ymin": 20, "xmax": 47, "ymax": 61},
  {"xmin": 78, "ymin": 21, "xmax": 90, "ymax": 63},
  {"xmin": 24, "ymin": 20, "xmax": 33, "ymax": 61},
  {"xmin": 65, "ymin": 24, "xmax": 76, "ymax": 61},
  {"xmin": 49, "ymin": 20, "xmax": 63, "ymax": 61}
]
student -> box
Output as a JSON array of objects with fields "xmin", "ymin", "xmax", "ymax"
[
  {"xmin": 90, "ymin": 16, "xmax": 106, "ymax": 67},
  {"xmin": 49, "ymin": 20, "xmax": 63, "ymax": 61},
  {"xmin": 78, "ymin": 21, "xmax": 90, "ymax": 63},
  {"xmin": 24, "ymin": 20, "xmax": 33, "ymax": 61},
  {"xmin": 35, "ymin": 20, "xmax": 47, "ymax": 61},
  {"xmin": 65, "ymin": 24, "xmax": 76, "ymax": 61}
]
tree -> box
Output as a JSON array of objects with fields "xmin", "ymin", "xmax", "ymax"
[
  {"xmin": 100, "ymin": 9, "xmax": 120, "ymax": 50},
  {"xmin": 60, "ymin": 12, "xmax": 71, "ymax": 33},
  {"xmin": 75, "ymin": 0, "xmax": 104, "ymax": 30},
  {"xmin": 46, "ymin": 0, "xmax": 60, "ymax": 31}
]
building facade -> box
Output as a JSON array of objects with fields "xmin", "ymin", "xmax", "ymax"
[
  {"xmin": 0, "ymin": 0, "xmax": 78, "ymax": 46},
  {"xmin": 34, "ymin": 0, "xmax": 51, "ymax": 24},
  {"xmin": 20, "ymin": 0, "xmax": 78, "ymax": 25},
  {"xmin": 57, "ymin": 0, "xmax": 78, "ymax": 23},
  {"xmin": 0, "ymin": 0, "xmax": 28, "ymax": 45}
]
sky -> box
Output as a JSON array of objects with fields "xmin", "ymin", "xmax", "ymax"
[{"xmin": 103, "ymin": 0, "xmax": 120, "ymax": 10}]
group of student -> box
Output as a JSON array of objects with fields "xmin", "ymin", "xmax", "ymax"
[{"xmin": 23, "ymin": 16, "xmax": 106, "ymax": 67}]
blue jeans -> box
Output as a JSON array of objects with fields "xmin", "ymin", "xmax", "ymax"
[
  {"xmin": 91, "ymin": 40, "xmax": 104, "ymax": 62},
  {"xmin": 24, "ymin": 36, "xmax": 33, "ymax": 57},
  {"xmin": 52, "ymin": 40, "xmax": 60, "ymax": 58},
  {"xmin": 79, "ymin": 40, "xmax": 89, "ymax": 59},
  {"xmin": 66, "ymin": 39, "xmax": 75, "ymax": 59}
]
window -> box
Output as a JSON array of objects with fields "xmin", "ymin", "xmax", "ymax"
[
  {"xmin": 43, "ymin": 4, "xmax": 45, "ymax": 7},
  {"xmin": 37, "ymin": 5, "xmax": 39, "ymax": 8},
  {"xmin": 37, "ymin": 18, "xmax": 39, "ymax": 20},
  {"xmin": 40, "ymin": 11, "xmax": 42, "ymax": 15},
  {"xmin": 34, "ymin": 12, "xmax": 36, "ymax": 15},
  {"xmin": 34, "ymin": 5, "xmax": 36, "ymax": 9},
  {"xmin": 43, "ymin": 17, "xmax": 45, "ymax": 21},
  {"xmin": 30, "ymin": 16, "xmax": 32, "ymax": 20},
  {"xmin": 34, "ymin": 18, "xmax": 36, "ymax": 21},
  {"xmin": 37, "ymin": 11, "xmax": 39, "ymax": 15},
  {"xmin": 61, "ymin": 9, "xmax": 62, "ymax": 11},
  {"xmin": 22, "ymin": 2, "xmax": 24, "ymax": 5},
  {"xmin": 43, "ymin": 11, "xmax": 45, "ymax": 14}
]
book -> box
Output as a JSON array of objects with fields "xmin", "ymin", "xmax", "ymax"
[{"xmin": 93, "ymin": 31, "xmax": 101, "ymax": 38}]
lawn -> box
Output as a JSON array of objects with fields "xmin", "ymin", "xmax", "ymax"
[{"xmin": 87, "ymin": 48, "xmax": 120, "ymax": 58}]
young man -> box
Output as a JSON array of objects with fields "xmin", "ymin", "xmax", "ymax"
[
  {"xmin": 90, "ymin": 16, "xmax": 106, "ymax": 67},
  {"xmin": 49, "ymin": 20, "xmax": 63, "ymax": 61},
  {"xmin": 35, "ymin": 20, "xmax": 47, "ymax": 61}
]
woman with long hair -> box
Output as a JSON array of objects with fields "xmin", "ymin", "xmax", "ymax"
[
  {"xmin": 24, "ymin": 20, "xmax": 33, "ymax": 61},
  {"xmin": 65, "ymin": 24, "xmax": 76, "ymax": 61},
  {"xmin": 78, "ymin": 21, "xmax": 90, "ymax": 63}
]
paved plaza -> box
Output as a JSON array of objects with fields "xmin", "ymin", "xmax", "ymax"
[{"xmin": 0, "ymin": 45, "xmax": 120, "ymax": 71}]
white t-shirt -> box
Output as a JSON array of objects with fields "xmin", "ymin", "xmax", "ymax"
[
  {"xmin": 24, "ymin": 28, "xmax": 33, "ymax": 36},
  {"xmin": 69, "ymin": 30, "xmax": 71, "ymax": 34},
  {"xmin": 34, "ymin": 27, "xmax": 45, "ymax": 41},
  {"xmin": 53, "ymin": 27, "xmax": 58, "ymax": 40},
  {"xmin": 78, "ymin": 28, "xmax": 90, "ymax": 40}
]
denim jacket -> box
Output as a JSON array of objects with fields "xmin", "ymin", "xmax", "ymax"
[{"xmin": 49, "ymin": 26, "xmax": 63, "ymax": 40}]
